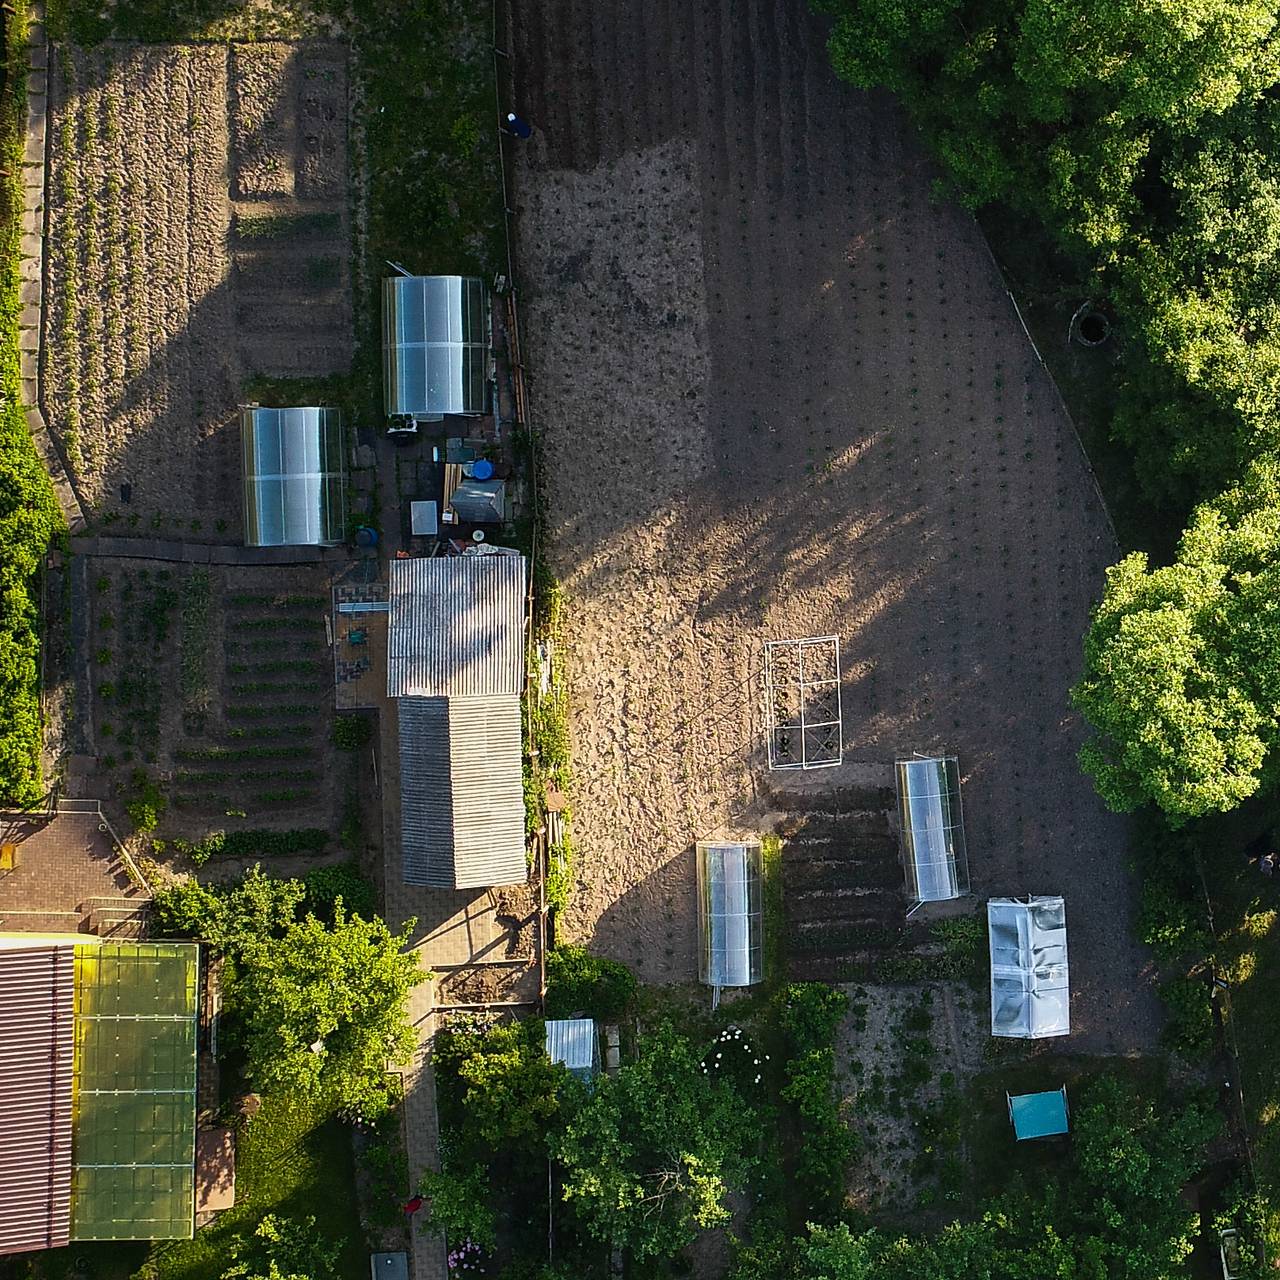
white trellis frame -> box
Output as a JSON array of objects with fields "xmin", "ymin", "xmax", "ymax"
[{"xmin": 763, "ymin": 636, "xmax": 843, "ymax": 770}]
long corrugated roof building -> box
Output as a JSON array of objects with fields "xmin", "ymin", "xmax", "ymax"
[
  {"xmin": 0, "ymin": 939, "xmax": 200, "ymax": 1252},
  {"xmin": 388, "ymin": 556, "xmax": 528, "ymax": 890}
]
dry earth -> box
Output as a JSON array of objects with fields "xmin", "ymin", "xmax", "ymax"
[
  {"xmin": 44, "ymin": 40, "xmax": 354, "ymax": 535},
  {"xmin": 510, "ymin": 0, "xmax": 1160, "ymax": 1055}
]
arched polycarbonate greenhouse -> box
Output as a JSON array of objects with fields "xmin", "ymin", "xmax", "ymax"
[
  {"xmin": 696, "ymin": 840, "xmax": 764, "ymax": 988},
  {"xmin": 240, "ymin": 407, "xmax": 345, "ymax": 547},
  {"xmin": 895, "ymin": 755, "xmax": 970, "ymax": 904},
  {"xmin": 382, "ymin": 275, "xmax": 489, "ymax": 418}
]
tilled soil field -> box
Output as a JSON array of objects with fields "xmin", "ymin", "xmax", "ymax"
[
  {"xmin": 83, "ymin": 560, "xmax": 344, "ymax": 841},
  {"xmin": 509, "ymin": 0, "xmax": 1160, "ymax": 1056},
  {"xmin": 44, "ymin": 40, "xmax": 353, "ymax": 534}
]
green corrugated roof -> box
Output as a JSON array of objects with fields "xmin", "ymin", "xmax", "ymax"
[{"xmin": 70, "ymin": 943, "xmax": 199, "ymax": 1241}]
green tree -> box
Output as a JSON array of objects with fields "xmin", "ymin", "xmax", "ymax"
[
  {"xmin": 1073, "ymin": 457, "xmax": 1280, "ymax": 820},
  {"xmin": 221, "ymin": 1213, "xmax": 340, "ymax": 1280},
  {"xmin": 233, "ymin": 905, "xmax": 424, "ymax": 1118},
  {"xmin": 551, "ymin": 1029, "xmax": 754, "ymax": 1262}
]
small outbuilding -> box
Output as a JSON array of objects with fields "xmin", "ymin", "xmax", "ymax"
[
  {"xmin": 696, "ymin": 841, "xmax": 764, "ymax": 989},
  {"xmin": 1007, "ymin": 1086, "xmax": 1069, "ymax": 1140},
  {"xmin": 241, "ymin": 407, "xmax": 345, "ymax": 547},
  {"xmin": 895, "ymin": 755, "xmax": 970, "ymax": 905},
  {"xmin": 545, "ymin": 1018, "xmax": 598, "ymax": 1082},
  {"xmin": 382, "ymin": 275, "xmax": 489, "ymax": 419},
  {"xmin": 988, "ymin": 896, "xmax": 1070, "ymax": 1039}
]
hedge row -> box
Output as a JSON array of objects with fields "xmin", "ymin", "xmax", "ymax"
[{"xmin": 0, "ymin": 3, "xmax": 62, "ymax": 806}]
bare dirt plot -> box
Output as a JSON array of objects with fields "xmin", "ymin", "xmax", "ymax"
[
  {"xmin": 510, "ymin": 0, "xmax": 1160, "ymax": 1055},
  {"xmin": 44, "ymin": 40, "xmax": 353, "ymax": 536}
]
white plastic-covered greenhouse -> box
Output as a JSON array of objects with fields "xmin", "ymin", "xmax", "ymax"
[
  {"xmin": 895, "ymin": 756, "xmax": 970, "ymax": 904},
  {"xmin": 696, "ymin": 841, "xmax": 764, "ymax": 988},
  {"xmin": 988, "ymin": 896, "xmax": 1070, "ymax": 1039},
  {"xmin": 240, "ymin": 407, "xmax": 345, "ymax": 547},
  {"xmin": 382, "ymin": 275, "xmax": 489, "ymax": 419}
]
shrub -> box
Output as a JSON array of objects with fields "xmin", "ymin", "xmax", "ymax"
[
  {"xmin": 303, "ymin": 861, "xmax": 376, "ymax": 921},
  {"xmin": 419, "ymin": 1161, "xmax": 497, "ymax": 1252},
  {"xmin": 125, "ymin": 769, "xmax": 167, "ymax": 832},
  {"xmin": 545, "ymin": 945, "xmax": 636, "ymax": 1019},
  {"xmin": 1160, "ymin": 973, "xmax": 1215, "ymax": 1059},
  {"xmin": 1139, "ymin": 874, "xmax": 1211, "ymax": 965},
  {"xmin": 780, "ymin": 982, "xmax": 848, "ymax": 1049},
  {"xmin": 173, "ymin": 827, "xmax": 328, "ymax": 865},
  {"xmin": 334, "ymin": 714, "xmax": 373, "ymax": 750}
]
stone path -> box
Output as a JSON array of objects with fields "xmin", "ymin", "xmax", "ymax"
[{"xmin": 19, "ymin": 1, "xmax": 84, "ymax": 534}]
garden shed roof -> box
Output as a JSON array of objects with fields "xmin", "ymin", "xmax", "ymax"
[
  {"xmin": 988, "ymin": 897, "xmax": 1070, "ymax": 1039},
  {"xmin": 895, "ymin": 756, "xmax": 970, "ymax": 904},
  {"xmin": 387, "ymin": 555, "xmax": 526, "ymax": 699},
  {"xmin": 545, "ymin": 1018, "xmax": 597, "ymax": 1079},
  {"xmin": 1008, "ymin": 1087, "xmax": 1069, "ymax": 1140},
  {"xmin": 696, "ymin": 841, "xmax": 764, "ymax": 988},
  {"xmin": 241, "ymin": 407, "xmax": 345, "ymax": 547},
  {"xmin": 383, "ymin": 275, "xmax": 489, "ymax": 417},
  {"xmin": 398, "ymin": 695, "xmax": 526, "ymax": 890}
]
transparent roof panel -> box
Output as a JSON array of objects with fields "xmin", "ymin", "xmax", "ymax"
[
  {"xmin": 70, "ymin": 943, "xmax": 199, "ymax": 1241},
  {"xmin": 383, "ymin": 276, "xmax": 489, "ymax": 416},
  {"xmin": 896, "ymin": 756, "xmax": 970, "ymax": 903},
  {"xmin": 697, "ymin": 841, "xmax": 764, "ymax": 987},
  {"xmin": 241, "ymin": 407, "xmax": 345, "ymax": 547}
]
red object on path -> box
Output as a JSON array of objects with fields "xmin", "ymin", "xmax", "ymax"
[{"xmin": 403, "ymin": 1195, "xmax": 425, "ymax": 1215}]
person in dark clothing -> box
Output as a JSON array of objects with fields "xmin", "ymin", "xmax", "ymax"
[{"xmin": 503, "ymin": 111, "xmax": 533, "ymax": 139}]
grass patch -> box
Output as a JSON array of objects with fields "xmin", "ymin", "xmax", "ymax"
[
  {"xmin": 234, "ymin": 209, "xmax": 340, "ymax": 241},
  {"xmin": 141, "ymin": 1092, "xmax": 364, "ymax": 1280},
  {"xmin": 963, "ymin": 1054, "xmax": 1171, "ymax": 1210},
  {"xmin": 762, "ymin": 833, "xmax": 785, "ymax": 985},
  {"xmin": 978, "ymin": 204, "xmax": 1187, "ymax": 561}
]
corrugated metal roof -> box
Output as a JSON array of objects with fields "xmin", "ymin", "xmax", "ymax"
[
  {"xmin": 399, "ymin": 695, "xmax": 527, "ymax": 889},
  {"xmin": 387, "ymin": 556, "xmax": 526, "ymax": 698},
  {"xmin": 545, "ymin": 1018, "xmax": 596, "ymax": 1073},
  {"xmin": 0, "ymin": 946, "xmax": 74, "ymax": 1254}
]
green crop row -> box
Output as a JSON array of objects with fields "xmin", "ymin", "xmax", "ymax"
[{"xmin": 176, "ymin": 746, "xmax": 316, "ymax": 762}]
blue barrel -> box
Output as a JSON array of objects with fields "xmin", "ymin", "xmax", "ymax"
[
  {"xmin": 473, "ymin": 459, "xmax": 495, "ymax": 481},
  {"xmin": 355, "ymin": 525, "xmax": 379, "ymax": 548}
]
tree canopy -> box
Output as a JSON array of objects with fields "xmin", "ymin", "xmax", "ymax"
[
  {"xmin": 1073, "ymin": 457, "xmax": 1280, "ymax": 820},
  {"xmin": 232, "ymin": 904, "xmax": 423, "ymax": 1119},
  {"xmin": 551, "ymin": 1028, "xmax": 756, "ymax": 1261}
]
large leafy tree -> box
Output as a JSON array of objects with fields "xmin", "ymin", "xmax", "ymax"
[
  {"xmin": 1073, "ymin": 458, "xmax": 1280, "ymax": 820},
  {"xmin": 550, "ymin": 1029, "xmax": 754, "ymax": 1262},
  {"xmin": 232, "ymin": 905, "xmax": 424, "ymax": 1118}
]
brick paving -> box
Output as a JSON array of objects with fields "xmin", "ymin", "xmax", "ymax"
[{"xmin": 0, "ymin": 804, "xmax": 146, "ymax": 934}]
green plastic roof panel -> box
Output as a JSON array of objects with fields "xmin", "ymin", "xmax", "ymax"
[
  {"xmin": 70, "ymin": 943, "xmax": 199, "ymax": 1241},
  {"xmin": 1008, "ymin": 1087, "xmax": 1069, "ymax": 1141}
]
